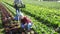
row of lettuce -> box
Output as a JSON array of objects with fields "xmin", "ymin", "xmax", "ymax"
[
  {"xmin": 25, "ymin": 4, "xmax": 60, "ymax": 27},
  {"xmin": 23, "ymin": 0, "xmax": 60, "ymax": 10},
  {"xmin": 2, "ymin": 1, "xmax": 59, "ymax": 34}
]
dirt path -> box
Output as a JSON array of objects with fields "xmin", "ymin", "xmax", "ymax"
[
  {"xmin": 0, "ymin": 3, "xmax": 20, "ymax": 34},
  {"xmin": 0, "ymin": 3, "xmax": 12, "ymax": 17}
]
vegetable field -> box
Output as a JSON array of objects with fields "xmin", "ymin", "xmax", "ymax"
[{"xmin": 0, "ymin": 0, "xmax": 60, "ymax": 34}]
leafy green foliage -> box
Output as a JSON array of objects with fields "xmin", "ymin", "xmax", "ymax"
[
  {"xmin": 0, "ymin": 0, "xmax": 60, "ymax": 34},
  {"xmin": 2, "ymin": 1, "xmax": 59, "ymax": 34}
]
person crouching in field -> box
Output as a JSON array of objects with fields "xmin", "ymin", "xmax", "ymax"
[
  {"xmin": 19, "ymin": 12, "xmax": 32, "ymax": 32},
  {"xmin": 14, "ymin": 12, "xmax": 32, "ymax": 31}
]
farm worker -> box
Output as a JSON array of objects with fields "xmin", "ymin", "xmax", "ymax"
[
  {"xmin": 14, "ymin": 0, "xmax": 23, "ymax": 14},
  {"xmin": 19, "ymin": 12, "xmax": 32, "ymax": 31},
  {"xmin": 14, "ymin": 0, "xmax": 25, "ymax": 22}
]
